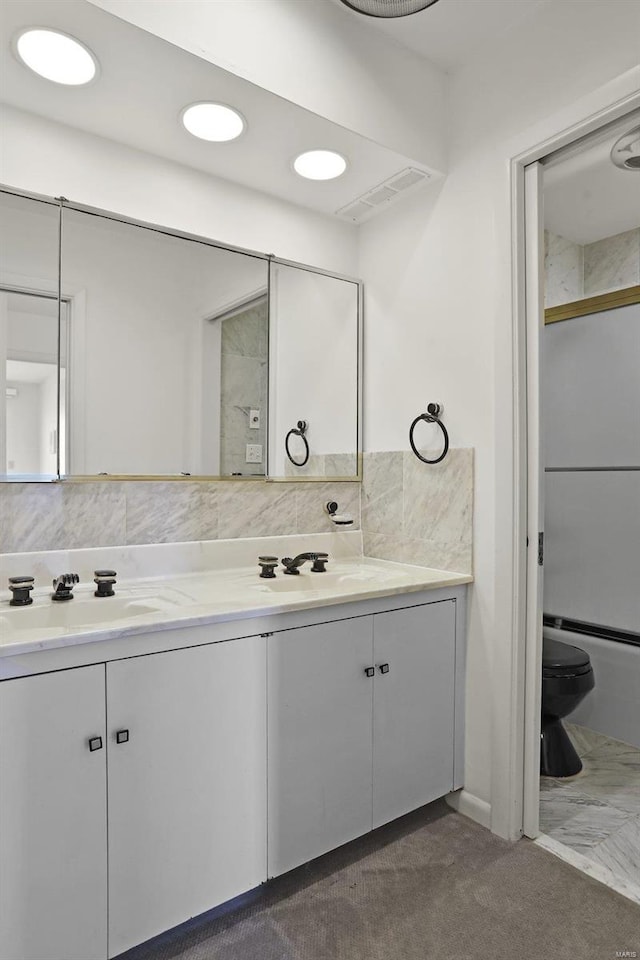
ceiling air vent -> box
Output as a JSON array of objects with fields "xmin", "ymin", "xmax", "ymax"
[{"xmin": 336, "ymin": 167, "xmax": 432, "ymax": 222}]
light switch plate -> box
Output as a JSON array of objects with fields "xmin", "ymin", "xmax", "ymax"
[
  {"xmin": 245, "ymin": 443, "xmax": 263, "ymax": 463},
  {"xmin": 249, "ymin": 409, "xmax": 260, "ymax": 429}
]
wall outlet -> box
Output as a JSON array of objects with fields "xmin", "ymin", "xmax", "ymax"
[
  {"xmin": 249, "ymin": 409, "xmax": 260, "ymax": 430},
  {"xmin": 245, "ymin": 443, "xmax": 263, "ymax": 464}
]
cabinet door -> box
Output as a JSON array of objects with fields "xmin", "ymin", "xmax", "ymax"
[
  {"xmin": 373, "ymin": 601, "xmax": 456, "ymax": 829},
  {"xmin": 0, "ymin": 665, "xmax": 108, "ymax": 960},
  {"xmin": 268, "ymin": 618, "xmax": 373, "ymax": 877},
  {"xmin": 106, "ymin": 636, "xmax": 266, "ymax": 958}
]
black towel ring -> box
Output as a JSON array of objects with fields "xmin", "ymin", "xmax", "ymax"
[
  {"xmin": 285, "ymin": 420, "xmax": 310, "ymax": 467},
  {"xmin": 409, "ymin": 405, "xmax": 449, "ymax": 464}
]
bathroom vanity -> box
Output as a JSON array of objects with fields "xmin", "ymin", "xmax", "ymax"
[{"xmin": 0, "ymin": 534, "xmax": 470, "ymax": 960}]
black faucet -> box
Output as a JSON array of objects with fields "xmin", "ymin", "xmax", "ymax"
[
  {"xmin": 280, "ymin": 552, "xmax": 329, "ymax": 575},
  {"xmin": 51, "ymin": 573, "xmax": 79, "ymax": 601}
]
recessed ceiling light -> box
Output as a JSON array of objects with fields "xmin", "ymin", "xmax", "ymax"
[
  {"xmin": 293, "ymin": 150, "xmax": 347, "ymax": 181},
  {"xmin": 181, "ymin": 102, "xmax": 246, "ymax": 142},
  {"xmin": 15, "ymin": 28, "xmax": 98, "ymax": 85}
]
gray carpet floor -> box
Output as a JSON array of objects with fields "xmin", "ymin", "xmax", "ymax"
[{"xmin": 119, "ymin": 800, "xmax": 640, "ymax": 960}]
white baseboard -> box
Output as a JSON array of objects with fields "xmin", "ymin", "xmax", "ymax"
[{"xmin": 446, "ymin": 789, "xmax": 492, "ymax": 829}]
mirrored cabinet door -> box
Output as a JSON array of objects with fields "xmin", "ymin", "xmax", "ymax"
[
  {"xmin": 60, "ymin": 207, "xmax": 269, "ymax": 477},
  {"xmin": 269, "ymin": 262, "xmax": 360, "ymax": 479},
  {"xmin": 0, "ymin": 192, "xmax": 62, "ymax": 480}
]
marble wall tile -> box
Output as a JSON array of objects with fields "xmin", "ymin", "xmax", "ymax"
[
  {"xmin": 361, "ymin": 448, "xmax": 474, "ymax": 575},
  {"xmin": 221, "ymin": 301, "xmax": 268, "ymax": 360},
  {"xmin": 295, "ymin": 481, "xmax": 360, "ymax": 535},
  {"xmin": 0, "ymin": 483, "xmax": 66, "ymax": 553},
  {"xmin": 217, "ymin": 482, "xmax": 294, "ymax": 539},
  {"xmin": 0, "ymin": 476, "xmax": 362, "ymax": 555},
  {"xmin": 124, "ymin": 482, "xmax": 218, "ymax": 545},
  {"xmin": 583, "ymin": 229, "xmax": 640, "ymax": 297},
  {"xmin": 324, "ymin": 453, "xmax": 358, "ymax": 477},
  {"xmin": 362, "ymin": 532, "xmax": 472, "ymax": 575},
  {"xmin": 544, "ymin": 230, "xmax": 583, "ymax": 308},
  {"xmin": 403, "ymin": 448, "xmax": 473, "ymax": 545},
  {"xmin": 361, "ymin": 452, "xmax": 403, "ymax": 536},
  {"xmin": 61, "ymin": 483, "xmax": 126, "ymax": 549},
  {"xmin": 0, "ymin": 482, "xmax": 127, "ymax": 553}
]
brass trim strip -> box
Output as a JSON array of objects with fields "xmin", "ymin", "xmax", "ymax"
[{"xmin": 544, "ymin": 285, "xmax": 640, "ymax": 324}]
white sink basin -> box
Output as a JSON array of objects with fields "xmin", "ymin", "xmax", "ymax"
[
  {"xmin": 0, "ymin": 595, "xmax": 175, "ymax": 633},
  {"xmin": 252, "ymin": 567, "xmax": 404, "ymax": 593}
]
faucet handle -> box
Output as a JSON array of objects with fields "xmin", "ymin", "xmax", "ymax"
[
  {"xmin": 8, "ymin": 576, "xmax": 35, "ymax": 607},
  {"xmin": 258, "ymin": 556, "xmax": 278, "ymax": 579},
  {"xmin": 311, "ymin": 554, "xmax": 329, "ymax": 573},
  {"xmin": 94, "ymin": 569, "xmax": 117, "ymax": 597}
]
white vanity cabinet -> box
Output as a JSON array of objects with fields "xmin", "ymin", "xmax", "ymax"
[
  {"xmin": 0, "ymin": 636, "xmax": 267, "ymax": 960},
  {"xmin": 267, "ymin": 617, "xmax": 374, "ymax": 877},
  {"xmin": 106, "ymin": 636, "xmax": 267, "ymax": 957},
  {"xmin": 372, "ymin": 601, "xmax": 456, "ymax": 829},
  {"xmin": 0, "ymin": 665, "xmax": 108, "ymax": 960},
  {"xmin": 0, "ymin": 583, "xmax": 465, "ymax": 960},
  {"xmin": 267, "ymin": 598, "xmax": 459, "ymax": 876}
]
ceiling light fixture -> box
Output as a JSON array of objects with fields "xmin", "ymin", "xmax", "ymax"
[
  {"xmin": 338, "ymin": 0, "xmax": 440, "ymax": 17},
  {"xmin": 293, "ymin": 150, "xmax": 347, "ymax": 181},
  {"xmin": 14, "ymin": 28, "xmax": 98, "ymax": 85},
  {"xmin": 181, "ymin": 102, "xmax": 246, "ymax": 142}
]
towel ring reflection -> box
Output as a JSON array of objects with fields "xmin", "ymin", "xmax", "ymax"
[
  {"xmin": 285, "ymin": 420, "xmax": 310, "ymax": 467},
  {"xmin": 409, "ymin": 405, "xmax": 449, "ymax": 464}
]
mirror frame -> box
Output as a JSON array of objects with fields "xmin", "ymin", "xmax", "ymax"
[{"xmin": 0, "ymin": 185, "xmax": 363, "ymax": 483}]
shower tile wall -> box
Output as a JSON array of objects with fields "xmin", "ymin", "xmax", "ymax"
[
  {"xmin": 219, "ymin": 300, "xmax": 268, "ymax": 476},
  {"xmin": 544, "ymin": 228, "xmax": 640, "ymax": 308}
]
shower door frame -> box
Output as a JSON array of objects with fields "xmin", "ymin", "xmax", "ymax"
[{"xmin": 510, "ymin": 86, "xmax": 640, "ymax": 842}]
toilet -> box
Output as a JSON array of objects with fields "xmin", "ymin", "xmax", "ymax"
[{"xmin": 541, "ymin": 635, "xmax": 595, "ymax": 777}]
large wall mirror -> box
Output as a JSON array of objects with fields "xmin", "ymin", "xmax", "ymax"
[{"xmin": 0, "ymin": 188, "xmax": 362, "ymax": 481}]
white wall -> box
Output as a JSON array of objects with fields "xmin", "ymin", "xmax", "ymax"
[
  {"xmin": 358, "ymin": 0, "xmax": 640, "ymax": 831},
  {"xmin": 87, "ymin": 0, "xmax": 446, "ymax": 172},
  {"xmin": 0, "ymin": 105, "xmax": 358, "ymax": 277}
]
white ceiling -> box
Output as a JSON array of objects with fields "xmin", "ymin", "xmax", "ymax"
[
  {"xmin": 336, "ymin": 0, "xmax": 547, "ymax": 72},
  {"xmin": 0, "ymin": 0, "xmax": 434, "ymax": 220},
  {"xmin": 544, "ymin": 112, "xmax": 640, "ymax": 245}
]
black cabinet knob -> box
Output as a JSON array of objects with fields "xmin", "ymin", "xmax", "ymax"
[
  {"xmin": 378, "ymin": 663, "xmax": 390, "ymax": 675},
  {"xmin": 364, "ymin": 667, "xmax": 375, "ymax": 678},
  {"xmin": 115, "ymin": 729, "xmax": 129, "ymax": 744},
  {"xmin": 88, "ymin": 736, "xmax": 103, "ymax": 752}
]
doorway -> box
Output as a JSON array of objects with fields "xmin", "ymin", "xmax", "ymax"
[{"xmin": 521, "ymin": 109, "xmax": 640, "ymax": 902}]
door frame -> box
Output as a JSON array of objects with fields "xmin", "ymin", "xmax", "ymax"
[{"xmin": 503, "ymin": 80, "xmax": 640, "ymax": 842}]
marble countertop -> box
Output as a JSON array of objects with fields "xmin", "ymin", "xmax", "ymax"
[{"xmin": 0, "ymin": 553, "xmax": 472, "ymax": 659}]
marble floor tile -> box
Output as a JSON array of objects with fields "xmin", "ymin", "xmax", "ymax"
[
  {"xmin": 540, "ymin": 724, "xmax": 640, "ymax": 898},
  {"xmin": 564, "ymin": 722, "xmax": 609, "ymax": 758},
  {"xmin": 539, "ymin": 782, "xmax": 609, "ymax": 835},
  {"xmin": 545, "ymin": 805, "xmax": 632, "ymax": 851},
  {"xmin": 588, "ymin": 816, "xmax": 640, "ymax": 891}
]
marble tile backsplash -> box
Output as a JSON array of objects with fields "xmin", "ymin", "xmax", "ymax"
[
  {"xmin": 545, "ymin": 228, "xmax": 640, "ymax": 308},
  {"xmin": 361, "ymin": 449, "xmax": 473, "ymax": 575},
  {"xmin": 0, "ymin": 452, "xmax": 473, "ymax": 573},
  {"xmin": 0, "ymin": 480, "xmax": 361, "ymax": 555}
]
